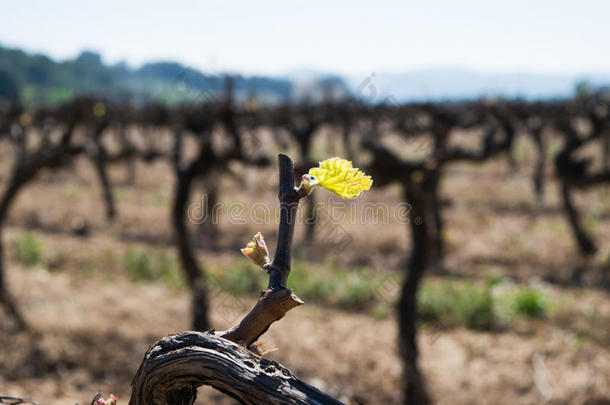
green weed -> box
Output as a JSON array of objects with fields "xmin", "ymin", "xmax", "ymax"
[
  {"xmin": 15, "ymin": 233, "xmax": 44, "ymax": 267},
  {"xmin": 509, "ymin": 287, "xmax": 549, "ymax": 318},
  {"xmin": 418, "ymin": 280, "xmax": 495, "ymax": 330},
  {"xmin": 124, "ymin": 248, "xmax": 181, "ymax": 287}
]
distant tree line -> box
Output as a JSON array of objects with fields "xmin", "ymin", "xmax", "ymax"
[{"xmin": 0, "ymin": 46, "xmax": 299, "ymax": 106}]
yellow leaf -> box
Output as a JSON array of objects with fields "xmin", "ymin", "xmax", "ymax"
[{"xmin": 308, "ymin": 157, "xmax": 372, "ymax": 199}]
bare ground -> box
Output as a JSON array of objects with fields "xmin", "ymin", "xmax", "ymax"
[{"xmin": 1, "ymin": 145, "xmax": 609, "ymax": 404}]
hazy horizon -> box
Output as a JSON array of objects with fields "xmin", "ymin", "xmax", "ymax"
[{"xmin": 6, "ymin": 41, "xmax": 610, "ymax": 80}]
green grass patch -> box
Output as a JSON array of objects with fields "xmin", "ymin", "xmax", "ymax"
[
  {"xmin": 335, "ymin": 270, "xmax": 378, "ymax": 310},
  {"xmin": 288, "ymin": 259, "xmax": 336, "ymax": 302},
  {"xmin": 370, "ymin": 305, "xmax": 391, "ymax": 321},
  {"xmin": 418, "ymin": 279, "xmax": 495, "ymax": 330},
  {"xmin": 418, "ymin": 278, "xmax": 552, "ymax": 329},
  {"xmin": 208, "ymin": 255, "xmax": 553, "ymax": 327},
  {"xmin": 288, "ymin": 258, "xmax": 380, "ymax": 310},
  {"xmin": 123, "ymin": 248, "xmax": 181, "ymax": 287},
  {"xmin": 15, "ymin": 233, "xmax": 44, "ymax": 267},
  {"xmin": 217, "ymin": 259, "xmax": 267, "ymax": 296},
  {"xmin": 507, "ymin": 286, "xmax": 549, "ymax": 318},
  {"xmin": 211, "ymin": 257, "xmax": 383, "ymax": 310}
]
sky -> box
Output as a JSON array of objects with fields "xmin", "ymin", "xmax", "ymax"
[{"xmin": 1, "ymin": 0, "xmax": 609, "ymax": 77}]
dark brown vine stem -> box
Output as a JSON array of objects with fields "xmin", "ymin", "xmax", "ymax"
[
  {"xmin": 218, "ymin": 153, "xmax": 307, "ymax": 347},
  {"xmin": 268, "ymin": 153, "xmax": 309, "ymax": 288},
  {"xmin": 129, "ymin": 153, "xmax": 342, "ymax": 404}
]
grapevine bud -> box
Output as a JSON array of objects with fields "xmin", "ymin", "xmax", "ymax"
[
  {"xmin": 299, "ymin": 174, "xmax": 319, "ymax": 195},
  {"xmin": 240, "ymin": 232, "xmax": 270, "ymax": 269}
]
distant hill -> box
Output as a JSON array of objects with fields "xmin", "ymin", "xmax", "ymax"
[
  {"xmin": 345, "ymin": 68, "xmax": 610, "ymax": 102},
  {"xmin": 2, "ymin": 44, "xmax": 609, "ymax": 106},
  {"xmin": 0, "ymin": 46, "xmax": 295, "ymax": 105}
]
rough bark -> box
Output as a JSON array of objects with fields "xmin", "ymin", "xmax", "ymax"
[
  {"xmin": 219, "ymin": 287, "xmax": 303, "ymax": 348},
  {"xmin": 129, "ymin": 332, "xmax": 344, "ymax": 405}
]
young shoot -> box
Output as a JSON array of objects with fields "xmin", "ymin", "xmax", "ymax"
[
  {"xmin": 240, "ymin": 157, "xmax": 372, "ymax": 273},
  {"xmin": 299, "ymin": 157, "xmax": 373, "ymax": 199}
]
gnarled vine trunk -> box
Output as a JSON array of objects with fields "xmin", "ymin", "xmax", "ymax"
[{"xmin": 129, "ymin": 332, "xmax": 344, "ymax": 405}]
